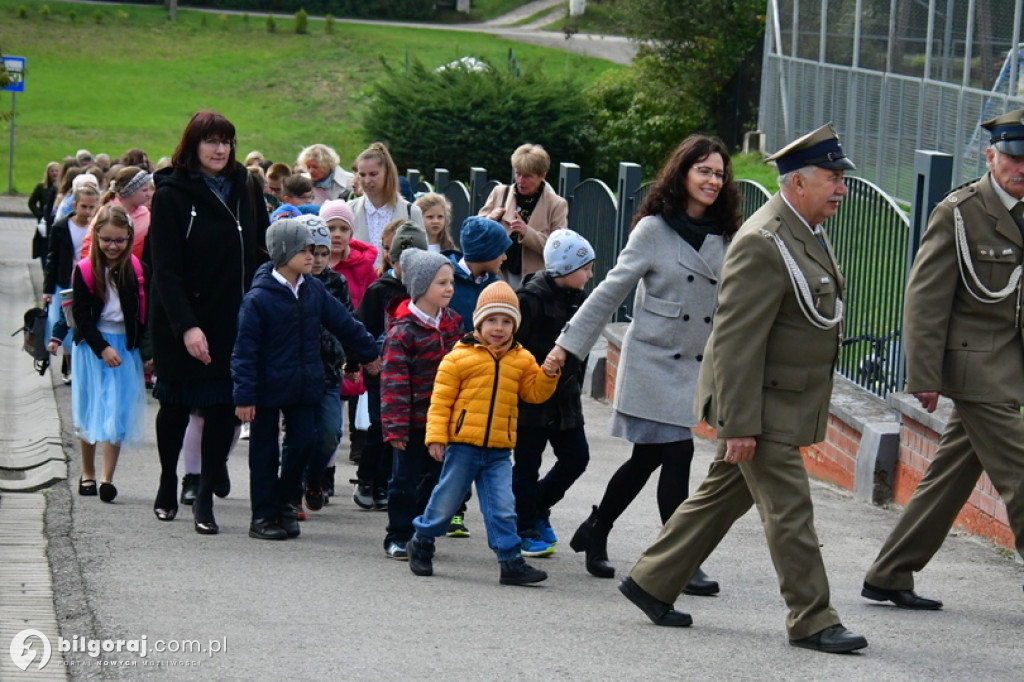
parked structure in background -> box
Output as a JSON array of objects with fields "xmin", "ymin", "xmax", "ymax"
[{"xmin": 759, "ymin": 0, "xmax": 1024, "ymax": 203}]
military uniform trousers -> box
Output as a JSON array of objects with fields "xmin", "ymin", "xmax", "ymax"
[
  {"xmin": 865, "ymin": 400, "xmax": 1024, "ymax": 589},
  {"xmin": 629, "ymin": 437, "xmax": 841, "ymax": 640}
]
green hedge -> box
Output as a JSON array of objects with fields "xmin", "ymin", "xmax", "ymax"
[{"xmin": 363, "ymin": 58, "xmax": 596, "ymax": 179}]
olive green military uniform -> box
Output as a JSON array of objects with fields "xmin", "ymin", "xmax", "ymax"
[
  {"xmin": 629, "ymin": 190, "xmax": 846, "ymax": 640},
  {"xmin": 864, "ymin": 172, "xmax": 1024, "ymax": 590}
]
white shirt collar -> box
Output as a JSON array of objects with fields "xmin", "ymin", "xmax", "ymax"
[
  {"xmin": 780, "ymin": 190, "xmax": 822, "ymax": 235},
  {"xmin": 457, "ymin": 257, "xmax": 490, "ymax": 284},
  {"xmin": 989, "ymin": 173, "xmax": 1021, "ymax": 213},
  {"xmin": 408, "ymin": 300, "xmax": 441, "ymax": 328},
  {"xmin": 271, "ymin": 269, "xmax": 305, "ymax": 298}
]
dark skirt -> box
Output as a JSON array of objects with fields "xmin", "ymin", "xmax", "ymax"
[{"xmin": 153, "ymin": 378, "xmax": 234, "ymax": 409}]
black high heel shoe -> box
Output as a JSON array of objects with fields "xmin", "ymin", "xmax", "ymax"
[
  {"xmin": 154, "ymin": 474, "xmax": 178, "ymax": 522},
  {"xmin": 192, "ymin": 501, "xmax": 219, "ymax": 535}
]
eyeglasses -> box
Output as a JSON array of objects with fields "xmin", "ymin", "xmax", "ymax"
[
  {"xmin": 98, "ymin": 237, "xmax": 130, "ymax": 246},
  {"xmin": 202, "ymin": 138, "xmax": 236, "ymax": 149},
  {"xmin": 693, "ymin": 166, "xmax": 726, "ymax": 181}
]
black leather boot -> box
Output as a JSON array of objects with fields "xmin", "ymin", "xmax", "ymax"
[{"xmin": 570, "ymin": 506, "xmax": 615, "ymax": 578}]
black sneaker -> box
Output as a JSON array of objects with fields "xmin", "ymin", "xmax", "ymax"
[
  {"xmin": 321, "ymin": 466, "xmax": 336, "ymax": 497},
  {"xmin": 408, "ymin": 536, "xmax": 434, "ymax": 576},
  {"xmin": 372, "ymin": 486, "xmax": 388, "ymax": 511},
  {"xmin": 352, "ymin": 479, "xmax": 373, "ymax": 509},
  {"xmin": 500, "ymin": 556, "xmax": 548, "ymax": 585},
  {"xmin": 305, "ymin": 481, "xmax": 325, "ymax": 511}
]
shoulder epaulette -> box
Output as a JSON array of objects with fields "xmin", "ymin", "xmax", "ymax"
[{"xmin": 944, "ymin": 177, "xmax": 983, "ymax": 205}]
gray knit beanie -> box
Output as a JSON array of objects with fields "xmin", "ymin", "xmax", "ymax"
[
  {"xmin": 389, "ymin": 221, "xmax": 429, "ymax": 265},
  {"xmin": 267, "ymin": 218, "xmax": 315, "ymax": 269},
  {"xmin": 400, "ymin": 249, "xmax": 453, "ymax": 300},
  {"xmin": 544, "ymin": 228, "xmax": 596, "ymax": 277}
]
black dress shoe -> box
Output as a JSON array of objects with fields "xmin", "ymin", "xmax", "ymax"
[
  {"xmin": 249, "ymin": 518, "xmax": 288, "ymax": 540},
  {"xmin": 790, "ymin": 624, "xmax": 868, "ymax": 653},
  {"xmin": 153, "ymin": 506, "xmax": 177, "ymax": 521},
  {"xmin": 192, "ymin": 505, "xmax": 219, "ymax": 535},
  {"xmin": 98, "ymin": 482, "xmax": 118, "ymax": 503},
  {"xmin": 78, "ymin": 478, "xmax": 98, "ymax": 496},
  {"xmin": 683, "ymin": 567, "xmax": 720, "ymax": 596},
  {"xmin": 618, "ymin": 576, "xmax": 692, "ymax": 627},
  {"xmin": 861, "ymin": 582, "xmax": 942, "ymax": 610}
]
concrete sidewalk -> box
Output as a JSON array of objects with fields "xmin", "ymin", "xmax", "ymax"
[{"xmin": 0, "ymin": 204, "xmax": 1021, "ymax": 679}]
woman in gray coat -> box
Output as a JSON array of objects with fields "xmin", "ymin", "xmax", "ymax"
[{"xmin": 547, "ymin": 136, "xmax": 740, "ymax": 587}]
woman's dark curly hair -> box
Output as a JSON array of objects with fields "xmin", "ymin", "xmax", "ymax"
[{"xmin": 632, "ymin": 135, "xmax": 741, "ymax": 238}]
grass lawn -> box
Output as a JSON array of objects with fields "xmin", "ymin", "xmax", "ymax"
[
  {"xmin": 435, "ymin": 0, "xmax": 529, "ymax": 23},
  {"xmin": 732, "ymin": 152, "xmax": 777, "ymax": 189},
  {"xmin": 0, "ymin": 1, "xmax": 620, "ymax": 191}
]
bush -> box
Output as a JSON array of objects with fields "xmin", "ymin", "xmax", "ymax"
[
  {"xmin": 324, "ymin": 13, "xmax": 334, "ymax": 34},
  {"xmin": 116, "ymin": 10, "xmax": 129, "ymax": 22},
  {"xmin": 266, "ymin": 15, "xmax": 276, "ymax": 32},
  {"xmin": 68, "ymin": 8, "xmax": 76, "ymax": 22},
  {"xmin": 220, "ymin": 14, "xmax": 229, "ymax": 29},
  {"xmin": 17, "ymin": 6, "xmax": 26, "ymax": 18},
  {"xmin": 40, "ymin": 5, "xmax": 50, "ymax": 18},
  {"xmin": 242, "ymin": 13, "xmax": 250, "ymax": 27},
  {"xmin": 364, "ymin": 58, "xmax": 596, "ymax": 179},
  {"xmin": 93, "ymin": 10, "xmax": 103, "ymax": 24},
  {"xmin": 200, "ymin": 14, "xmax": 208, "ymax": 27},
  {"xmin": 295, "ymin": 8, "xmax": 308, "ymax": 34}
]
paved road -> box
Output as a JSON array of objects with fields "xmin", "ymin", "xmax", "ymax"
[
  {"xmin": 0, "ymin": 205, "xmax": 1021, "ymax": 679},
  {"xmin": 63, "ymin": 0, "xmax": 637, "ymax": 65}
]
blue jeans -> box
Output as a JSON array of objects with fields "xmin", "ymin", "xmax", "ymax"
[
  {"xmin": 513, "ymin": 424, "xmax": 590, "ymax": 533},
  {"xmin": 282, "ymin": 388, "xmax": 343, "ymax": 484},
  {"xmin": 385, "ymin": 429, "xmax": 440, "ymax": 546},
  {"xmin": 413, "ymin": 443, "xmax": 521, "ymax": 562},
  {"xmin": 249, "ymin": 404, "xmax": 317, "ymax": 521}
]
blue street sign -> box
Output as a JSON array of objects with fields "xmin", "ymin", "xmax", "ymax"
[{"xmin": 2, "ymin": 56, "xmax": 25, "ymax": 92}]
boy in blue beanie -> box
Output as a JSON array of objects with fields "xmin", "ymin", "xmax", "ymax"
[{"xmin": 447, "ymin": 216, "xmax": 511, "ymax": 334}]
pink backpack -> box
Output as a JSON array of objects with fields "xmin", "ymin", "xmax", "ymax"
[{"xmin": 69, "ymin": 256, "xmax": 147, "ymax": 325}]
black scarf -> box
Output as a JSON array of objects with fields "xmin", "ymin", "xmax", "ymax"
[{"xmin": 662, "ymin": 210, "xmax": 724, "ymax": 252}]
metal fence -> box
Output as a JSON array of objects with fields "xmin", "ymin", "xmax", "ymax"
[
  {"xmin": 410, "ymin": 162, "xmax": 910, "ymax": 399},
  {"xmin": 760, "ymin": 0, "xmax": 1024, "ymax": 204}
]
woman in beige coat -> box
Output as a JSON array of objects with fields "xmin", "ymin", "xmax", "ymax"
[{"xmin": 479, "ymin": 144, "xmax": 568, "ymax": 288}]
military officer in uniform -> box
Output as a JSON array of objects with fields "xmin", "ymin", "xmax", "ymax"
[
  {"xmin": 616, "ymin": 123, "xmax": 868, "ymax": 654},
  {"xmin": 862, "ymin": 110, "xmax": 1024, "ymax": 609}
]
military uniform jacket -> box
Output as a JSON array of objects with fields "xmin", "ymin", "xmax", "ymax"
[
  {"xmin": 696, "ymin": 192, "xmax": 844, "ymax": 446},
  {"xmin": 904, "ymin": 173, "xmax": 1024, "ymax": 403}
]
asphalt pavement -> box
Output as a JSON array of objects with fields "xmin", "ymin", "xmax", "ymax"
[{"xmin": 0, "ymin": 203, "xmax": 1022, "ymax": 680}]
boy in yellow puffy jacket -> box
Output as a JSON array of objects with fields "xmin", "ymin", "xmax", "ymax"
[{"xmin": 407, "ymin": 281, "xmax": 560, "ymax": 585}]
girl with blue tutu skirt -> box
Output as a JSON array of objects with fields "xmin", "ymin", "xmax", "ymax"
[{"xmin": 70, "ymin": 204, "xmax": 149, "ymax": 503}]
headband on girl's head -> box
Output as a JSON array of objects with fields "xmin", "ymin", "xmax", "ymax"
[{"xmin": 118, "ymin": 170, "xmax": 151, "ymax": 198}]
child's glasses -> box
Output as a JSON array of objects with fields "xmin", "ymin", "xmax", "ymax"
[{"xmin": 98, "ymin": 237, "xmax": 130, "ymax": 246}]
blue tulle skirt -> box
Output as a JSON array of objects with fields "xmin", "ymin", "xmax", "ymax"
[{"xmin": 71, "ymin": 332, "xmax": 146, "ymax": 446}]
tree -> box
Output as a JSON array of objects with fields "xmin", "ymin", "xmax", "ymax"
[
  {"xmin": 364, "ymin": 59, "xmax": 596, "ymax": 179},
  {"xmin": 598, "ymin": 0, "xmax": 765, "ymax": 156}
]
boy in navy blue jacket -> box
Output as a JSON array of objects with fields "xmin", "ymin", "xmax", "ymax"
[{"xmin": 233, "ymin": 218, "xmax": 379, "ymax": 541}]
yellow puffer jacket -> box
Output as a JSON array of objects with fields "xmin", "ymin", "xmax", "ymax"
[{"xmin": 427, "ymin": 337, "xmax": 558, "ymax": 449}]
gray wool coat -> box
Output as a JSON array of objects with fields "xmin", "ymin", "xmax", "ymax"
[{"xmin": 556, "ymin": 214, "xmax": 725, "ymax": 428}]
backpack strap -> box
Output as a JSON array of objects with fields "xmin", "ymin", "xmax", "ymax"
[
  {"xmin": 75, "ymin": 257, "xmax": 147, "ymax": 324},
  {"xmin": 130, "ymin": 255, "xmax": 146, "ymax": 324}
]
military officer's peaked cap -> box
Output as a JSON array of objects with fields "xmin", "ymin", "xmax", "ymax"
[
  {"xmin": 982, "ymin": 108, "xmax": 1024, "ymax": 156},
  {"xmin": 766, "ymin": 122, "xmax": 856, "ymax": 174}
]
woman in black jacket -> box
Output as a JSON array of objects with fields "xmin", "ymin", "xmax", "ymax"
[
  {"xmin": 29, "ymin": 162, "xmax": 60, "ymax": 267},
  {"xmin": 148, "ymin": 111, "xmax": 268, "ymax": 533}
]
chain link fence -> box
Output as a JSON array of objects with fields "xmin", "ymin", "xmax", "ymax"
[{"xmin": 760, "ymin": 0, "xmax": 1024, "ymax": 203}]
